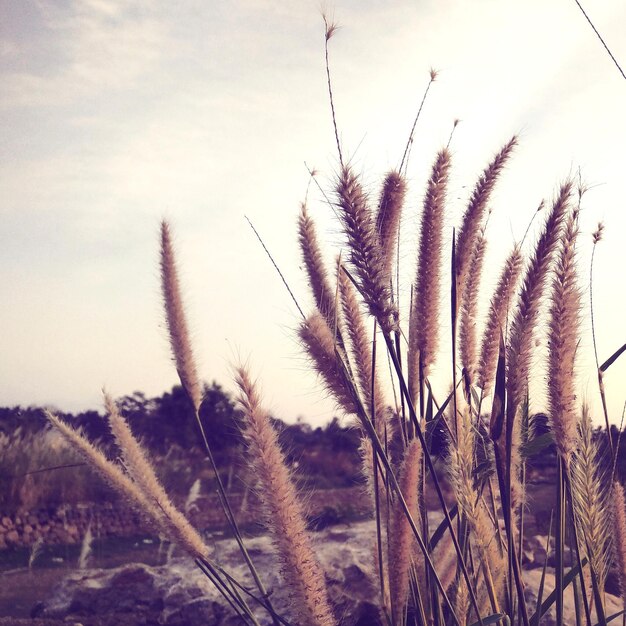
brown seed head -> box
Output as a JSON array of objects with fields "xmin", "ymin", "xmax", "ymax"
[
  {"xmin": 336, "ymin": 166, "xmax": 397, "ymax": 333},
  {"xmin": 235, "ymin": 367, "xmax": 336, "ymax": 626},
  {"xmin": 613, "ymin": 482, "xmax": 626, "ymax": 607},
  {"xmin": 375, "ymin": 170, "xmax": 407, "ymax": 279},
  {"xmin": 408, "ymin": 148, "xmax": 451, "ymax": 393},
  {"xmin": 506, "ymin": 182, "xmax": 573, "ymax": 421},
  {"xmin": 298, "ymin": 205, "xmax": 337, "ymax": 330},
  {"xmin": 299, "ymin": 312, "xmax": 357, "ymax": 416},
  {"xmin": 547, "ymin": 211, "xmax": 582, "ymax": 462},
  {"xmin": 160, "ymin": 221, "xmax": 202, "ymax": 412},
  {"xmin": 455, "ymin": 137, "xmax": 517, "ymax": 306},
  {"xmin": 592, "ymin": 221, "xmax": 604, "ymax": 244},
  {"xmin": 477, "ymin": 246, "xmax": 523, "ymax": 393}
]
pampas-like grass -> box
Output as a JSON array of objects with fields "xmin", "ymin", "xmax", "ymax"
[
  {"xmin": 570, "ymin": 404, "xmax": 612, "ymax": 594},
  {"xmin": 547, "ymin": 210, "xmax": 581, "ymax": 463},
  {"xmin": 336, "ymin": 166, "xmax": 397, "ymax": 333},
  {"xmin": 447, "ymin": 407, "xmax": 504, "ymax": 612},
  {"xmin": 235, "ymin": 367, "xmax": 336, "ymax": 626},
  {"xmin": 45, "ymin": 411, "xmax": 210, "ymax": 561},
  {"xmin": 299, "ymin": 204, "xmax": 339, "ymax": 330},
  {"xmin": 408, "ymin": 148, "xmax": 451, "ymax": 395},
  {"xmin": 338, "ymin": 265, "xmax": 387, "ymax": 425},
  {"xmin": 477, "ymin": 247, "xmax": 523, "ymax": 394},
  {"xmin": 375, "ymin": 170, "xmax": 407, "ymax": 278},
  {"xmin": 388, "ymin": 439, "xmax": 424, "ymax": 626},
  {"xmin": 612, "ymin": 482, "xmax": 626, "ymax": 607},
  {"xmin": 459, "ymin": 233, "xmax": 487, "ymax": 386},
  {"xmin": 359, "ymin": 437, "xmax": 391, "ymax": 612},
  {"xmin": 507, "ymin": 182, "xmax": 572, "ymax": 427},
  {"xmin": 455, "ymin": 137, "xmax": 517, "ymax": 305},
  {"xmin": 104, "ymin": 392, "xmax": 210, "ymax": 561},
  {"xmin": 46, "ymin": 411, "xmax": 157, "ymax": 514},
  {"xmin": 505, "ymin": 183, "xmax": 572, "ymax": 514},
  {"xmin": 299, "ymin": 311, "xmax": 357, "ymax": 416},
  {"xmin": 160, "ymin": 221, "xmax": 202, "ymax": 412}
]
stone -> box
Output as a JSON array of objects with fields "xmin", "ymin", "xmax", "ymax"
[
  {"xmin": 35, "ymin": 524, "xmax": 625, "ymax": 626},
  {"xmin": 5, "ymin": 529, "xmax": 19, "ymax": 545}
]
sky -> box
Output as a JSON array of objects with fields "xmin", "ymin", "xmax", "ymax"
[{"xmin": 1, "ymin": 0, "xmax": 625, "ymax": 426}]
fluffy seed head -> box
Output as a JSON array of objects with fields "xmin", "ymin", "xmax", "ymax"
[
  {"xmin": 613, "ymin": 482, "xmax": 626, "ymax": 607},
  {"xmin": 507, "ymin": 182, "xmax": 573, "ymax": 422},
  {"xmin": 160, "ymin": 221, "xmax": 202, "ymax": 411},
  {"xmin": 459, "ymin": 233, "xmax": 487, "ymax": 385},
  {"xmin": 547, "ymin": 211, "xmax": 582, "ymax": 462},
  {"xmin": 455, "ymin": 137, "xmax": 517, "ymax": 305},
  {"xmin": 338, "ymin": 267, "xmax": 387, "ymax": 428},
  {"xmin": 408, "ymin": 148, "xmax": 451, "ymax": 392},
  {"xmin": 235, "ymin": 367, "xmax": 336, "ymax": 626},
  {"xmin": 570, "ymin": 404, "xmax": 612, "ymax": 590},
  {"xmin": 299, "ymin": 312, "xmax": 357, "ymax": 416},
  {"xmin": 477, "ymin": 246, "xmax": 523, "ymax": 393},
  {"xmin": 389, "ymin": 439, "xmax": 423, "ymax": 625},
  {"xmin": 336, "ymin": 166, "xmax": 397, "ymax": 333},
  {"xmin": 104, "ymin": 392, "xmax": 210, "ymax": 560},
  {"xmin": 375, "ymin": 170, "xmax": 407, "ymax": 278},
  {"xmin": 298, "ymin": 205, "xmax": 338, "ymax": 329}
]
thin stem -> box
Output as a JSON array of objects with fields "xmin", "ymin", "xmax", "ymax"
[
  {"xmin": 245, "ymin": 216, "xmax": 305, "ymax": 320},
  {"xmin": 399, "ymin": 72, "xmax": 436, "ymax": 175},
  {"xmin": 323, "ymin": 16, "xmax": 343, "ymax": 168},
  {"xmin": 556, "ymin": 458, "xmax": 565, "ymax": 626},
  {"xmin": 382, "ymin": 333, "xmax": 484, "ymax": 625},
  {"xmin": 572, "ymin": 0, "xmax": 626, "ymax": 80},
  {"xmin": 335, "ymin": 345, "xmax": 463, "ymax": 624},
  {"xmin": 590, "ymin": 241, "xmax": 615, "ymax": 459},
  {"xmin": 193, "ymin": 408, "xmax": 280, "ymax": 626}
]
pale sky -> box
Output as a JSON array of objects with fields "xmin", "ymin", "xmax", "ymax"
[{"xmin": 1, "ymin": 0, "xmax": 625, "ymax": 426}]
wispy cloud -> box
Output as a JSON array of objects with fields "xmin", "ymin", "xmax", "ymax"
[{"xmin": 2, "ymin": 0, "xmax": 168, "ymax": 109}]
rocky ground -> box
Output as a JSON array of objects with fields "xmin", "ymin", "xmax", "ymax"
[{"xmin": 1, "ymin": 517, "xmax": 623, "ymax": 626}]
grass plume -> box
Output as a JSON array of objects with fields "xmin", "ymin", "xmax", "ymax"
[
  {"xmin": 547, "ymin": 210, "xmax": 582, "ymax": 463},
  {"xmin": 160, "ymin": 221, "xmax": 202, "ymax": 412},
  {"xmin": 388, "ymin": 439, "xmax": 424, "ymax": 626},
  {"xmin": 459, "ymin": 232, "xmax": 487, "ymax": 387},
  {"xmin": 455, "ymin": 137, "xmax": 517, "ymax": 307},
  {"xmin": 104, "ymin": 392, "xmax": 210, "ymax": 561},
  {"xmin": 477, "ymin": 246, "xmax": 523, "ymax": 394},
  {"xmin": 299, "ymin": 204, "xmax": 338, "ymax": 330},
  {"xmin": 235, "ymin": 366, "xmax": 336, "ymax": 626},
  {"xmin": 376, "ymin": 170, "xmax": 407, "ymax": 279},
  {"xmin": 299, "ymin": 311, "xmax": 357, "ymax": 416},
  {"xmin": 408, "ymin": 148, "xmax": 451, "ymax": 393},
  {"xmin": 336, "ymin": 166, "xmax": 397, "ymax": 333}
]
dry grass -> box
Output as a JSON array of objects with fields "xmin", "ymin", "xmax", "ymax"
[{"xmin": 41, "ymin": 18, "xmax": 626, "ymax": 626}]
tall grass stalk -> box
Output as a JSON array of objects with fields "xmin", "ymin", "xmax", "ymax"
[{"xmin": 43, "ymin": 18, "xmax": 626, "ymax": 626}]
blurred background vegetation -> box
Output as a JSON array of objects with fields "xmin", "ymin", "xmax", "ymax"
[{"xmin": 1, "ymin": 383, "xmax": 622, "ymax": 518}]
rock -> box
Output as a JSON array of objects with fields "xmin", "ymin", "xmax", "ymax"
[
  {"xmin": 65, "ymin": 524, "xmax": 79, "ymax": 539},
  {"xmin": 5, "ymin": 529, "xmax": 19, "ymax": 545},
  {"xmin": 523, "ymin": 567, "xmax": 623, "ymax": 624},
  {"xmin": 522, "ymin": 534, "xmax": 548, "ymax": 568},
  {"xmin": 164, "ymin": 598, "xmax": 226, "ymax": 625},
  {"xmin": 38, "ymin": 522, "xmax": 621, "ymax": 626},
  {"xmin": 44, "ymin": 565, "xmax": 164, "ymax": 623}
]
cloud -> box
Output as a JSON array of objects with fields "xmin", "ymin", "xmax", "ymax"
[{"xmin": 2, "ymin": 0, "xmax": 169, "ymax": 109}]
